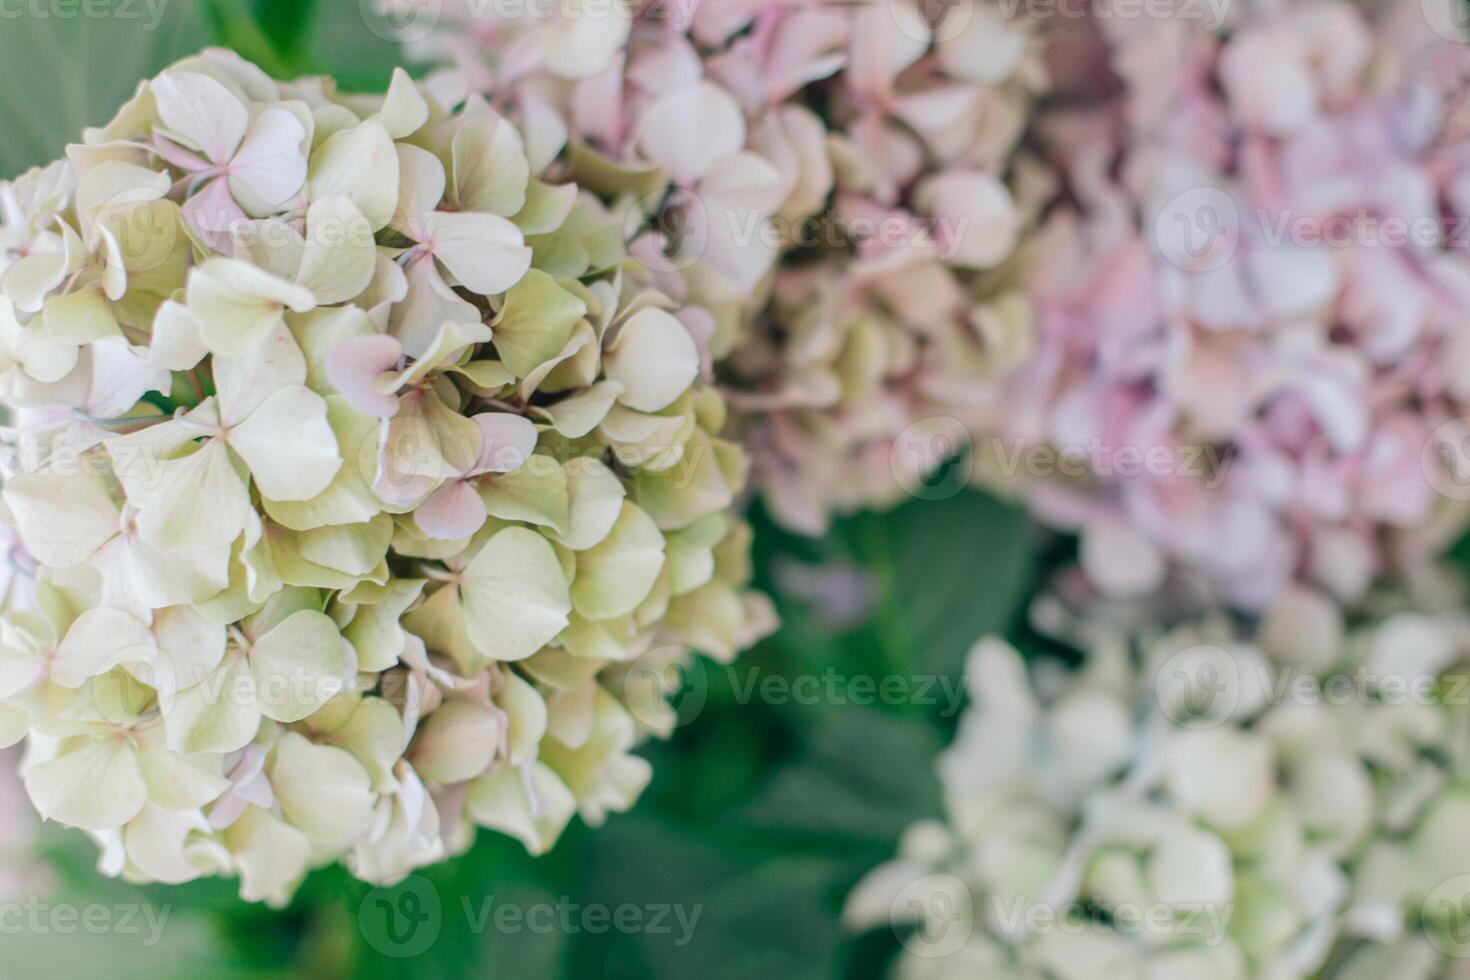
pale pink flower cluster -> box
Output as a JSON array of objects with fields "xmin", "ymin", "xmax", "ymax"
[
  {"xmin": 993, "ymin": 0, "xmax": 1470, "ymax": 609},
  {"xmin": 418, "ymin": 0, "xmax": 1046, "ymax": 533}
]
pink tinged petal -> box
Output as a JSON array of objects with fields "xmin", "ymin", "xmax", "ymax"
[
  {"xmin": 700, "ymin": 151, "xmax": 788, "ymax": 216},
  {"xmin": 917, "ymin": 171, "xmax": 1020, "ymax": 270},
  {"xmin": 326, "ymin": 334, "xmax": 405, "ymax": 418},
  {"xmin": 422, "ymin": 211, "xmax": 532, "ymax": 296},
  {"xmin": 469, "ymin": 413, "xmax": 538, "ymax": 475},
  {"xmin": 636, "ymin": 82, "xmax": 746, "ymax": 185},
  {"xmin": 763, "ymin": 9, "xmax": 848, "ymax": 101},
  {"xmin": 228, "ymin": 107, "xmax": 309, "ymax": 214},
  {"xmin": 1080, "ymin": 518, "xmax": 1166, "ymax": 599},
  {"xmin": 151, "ymin": 70, "xmax": 248, "ymax": 165},
  {"xmin": 415, "ymin": 479, "xmax": 489, "ymax": 540},
  {"xmin": 152, "ymin": 134, "xmax": 212, "ymax": 173},
  {"xmin": 183, "ymin": 177, "xmax": 248, "ymax": 254},
  {"xmin": 700, "ymin": 211, "xmax": 779, "ymax": 292}
]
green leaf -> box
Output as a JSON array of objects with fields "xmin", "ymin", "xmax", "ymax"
[
  {"xmin": 578, "ymin": 816, "xmax": 857, "ymax": 980},
  {"xmin": 308, "ymin": 0, "xmax": 428, "ymax": 93},
  {"xmin": 250, "ymin": 0, "xmax": 318, "ymax": 61},
  {"xmin": 0, "ymin": 1, "xmax": 209, "ymax": 177},
  {"xmin": 200, "ymin": 0, "xmax": 306, "ymax": 79},
  {"xmin": 849, "ymin": 489, "xmax": 1037, "ymax": 679},
  {"xmin": 736, "ymin": 708, "xmax": 944, "ymax": 845}
]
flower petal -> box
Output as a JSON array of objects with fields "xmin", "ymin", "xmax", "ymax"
[
  {"xmin": 423, "ymin": 210, "xmax": 532, "ymax": 296},
  {"xmin": 228, "ymin": 385, "xmax": 341, "ymax": 502},
  {"xmin": 604, "ymin": 307, "xmax": 700, "ymax": 412},
  {"xmin": 229, "ymin": 106, "xmax": 308, "ymax": 215},
  {"xmin": 459, "ymin": 527, "xmax": 571, "ymax": 662},
  {"xmin": 25, "ymin": 738, "xmax": 148, "ymax": 830}
]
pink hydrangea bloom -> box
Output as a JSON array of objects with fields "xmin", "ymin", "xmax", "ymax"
[
  {"xmin": 996, "ymin": 0, "xmax": 1470, "ymax": 609},
  {"xmin": 419, "ymin": 0, "xmax": 1046, "ymax": 532}
]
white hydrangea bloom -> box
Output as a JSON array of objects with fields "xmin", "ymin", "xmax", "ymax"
[
  {"xmin": 846, "ymin": 591, "xmax": 1470, "ymax": 979},
  {"xmin": 0, "ymin": 49, "xmax": 774, "ymax": 905}
]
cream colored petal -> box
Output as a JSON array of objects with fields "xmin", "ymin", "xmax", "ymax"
[
  {"xmin": 152, "ymin": 605, "xmax": 228, "ymax": 695},
  {"xmin": 269, "ymin": 731, "xmax": 375, "ymax": 848},
  {"xmin": 296, "ymin": 196, "xmax": 377, "ymax": 305},
  {"xmin": 373, "ymin": 68, "xmax": 430, "ymax": 139},
  {"xmin": 409, "ymin": 700, "xmax": 500, "ymax": 785},
  {"xmin": 490, "ymin": 268, "xmax": 585, "ymax": 377},
  {"xmin": 499, "ymin": 669, "xmax": 548, "ymax": 766},
  {"xmin": 134, "ymin": 439, "xmax": 255, "ymax": 552},
  {"xmin": 227, "ymin": 806, "xmax": 310, "ymax": 906},
  {"xmin": 465, "ymin": 761, "xmax": 575, "ymax": 856},
  {"xmin": 187, "ymin": 258, "xmax": 317, "ymax": 356},
  {"xmin": 161, "ymin": 655, "xmax": 261, "ymax": 755},
  {"xmin": 249, "ymin": 609, "xmax": 348, "ymax": 723},
  {"xmin": 459, "ymin": 527, "xmax": 571, "ymax": 662},
  {"xmin": 124, "ymin": 804, "xmax": 214, "ymax": 884},
  {"xmin": 228, "ymin": 107, "xmax": 309, "ymax": 215},
  {"xmin": 424, "ymin": 210, "xmax": 532, "ymax": 296},
  {"xmin": 3, "ymin": 466, "xmax": 119, "ymax": 567},
  {"xmin": 604, "ymin": 308, "xmax": 700, "ymax": 412},
  {"xmin": 540, "ymin": 5, "xmax": 631, "ymax": 80},
  {"xmin": 480, "ymin": 456, "xmax": 571, "ymax": 531},
  {"xmin": 228, "ymin": 385, "xmax": 341, "ymax": 501},
  {"xmin": 542, "ymin": 380, "xmax": 623, "ymax": 438},
  {"xmin": 213, "ymin": 320, "xmax": 309, "ymax": 425},
  {"xmin": 53, "ymin": 608, "xmax": 155, "ymax": 688},
  {"xmin": 341, "ymin": 578, "xmax": 424, "ymax": 673},
  {"xmin": 549, "ymin": 457, "xmax": 626, "ymax": 551},
  {"xmin": 262, "ymin": 395, "xmax": 383, "ymax": 530},
  {"xmin": 388, "ymin": 256, "xmax": 481, "ymax": 359},
  {"xmin": 391, "ymin": 143, "xmax": 447, "ymax": 233},
  {"xmin": 149, "ymin": 298, "xmax": 208, "ymax": 371},
  {"xmin": 307, "ymin": 120, "xmax": 399, "ymax": 232},
  {"xmin": 636, "ymin": 82, "xmax": 746, "ymax": 184},
  {"xmin": 25, "ymin": 737, "xmax": 148, "ymax": 830},
  {"xmin": 135, "ymin": 725, "xmax": 230, "ymax": 811},
  {"xmin": 570, "ymin": 501, "xmax": 666, "ymax": 621},
  {"xmin": 451, "ymin": 115, "xmax": 530, "ymax": 217},
  {"xmin": 151, "ymin": 70, "xmax": 247, "ymax": 163}
]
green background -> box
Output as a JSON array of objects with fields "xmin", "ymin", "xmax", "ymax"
[{"xmin": 0, "ymin": 2, "xmax": 1048, "ymax": 976}]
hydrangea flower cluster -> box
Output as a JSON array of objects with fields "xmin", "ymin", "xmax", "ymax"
[
  {"xmin": 417, "ymin": 0, "xmax": 1046, "ymax": 533},
  {"xmin": 988, "ymin": 0, "xmax": 1470, "ymax": 608},
  {"xmin": 845, "ymin": 594, "xmax": 1470, "ymax": 979},
  {"xmin": 0, "ymin": 48, "xmax": 772, "ymax": 904}
]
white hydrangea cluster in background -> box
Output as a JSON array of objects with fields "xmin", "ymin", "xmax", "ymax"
[
  {"xmin": 0, "ymin": 48, "xmax": 773, "ymax": 904},
  {"xmin": 845, "ymin": 589, "xmax": 1470, "ymax": 979}
]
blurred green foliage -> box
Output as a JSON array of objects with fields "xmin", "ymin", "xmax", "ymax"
[
  {"xmin": 0, "ymin": 3, "xmax": 1048, "ymax": 976},
  {"xmin": 0, "ymin": 0, "xmax": 426, "ymax": 178}
]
